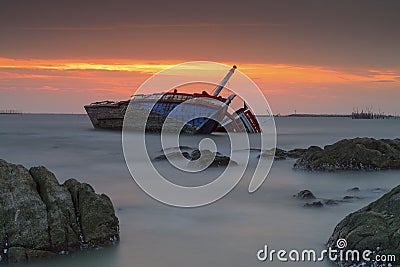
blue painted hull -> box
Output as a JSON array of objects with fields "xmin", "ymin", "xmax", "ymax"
[{"xmin": 131, "ymin": 98, "xmax": 223, "ymax": 132}]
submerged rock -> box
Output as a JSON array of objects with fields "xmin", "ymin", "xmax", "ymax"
[
  {"xmin": 324, "ymin": 199, "xmax": 339, "ymax": 205},
  {"xmin": 327, "ymin": 184, "xmax": 400, "ymax": 266},
  {"xmin": 304, "ymin": 201, "xmax": 323, "ymax": 208},
  {"xmin": 286, "ymin": 148, "xmax": 308, "ymax": 159},
  {"xmin": 274, "ymin": 148, "xmax": 288, "ymax": 160},
  {"xmin": 343, "ymin": 195, "xmax": 361, "ymax": 200},
  {"xmin": 346, "ymin": 187, "xmax": 360, "ymax": 192},
  {"xmin": 0, "ymin": 159, "xmax": 119, "ymax": 263},
  {"xmin": 153, "ymin": 151, "xmax": 191, "ymax": 161},
  {"xmin": 153, "ymin": 149, "xmax": 235, "ymax": 168},
  {"xmin": 187, "ymin": 150, "xmax": 237, "ymax": 168},
  {"xmin": 294, "ymin": 138, "xmax": 400, "ymax": 171},
  {"xmin": 259, "ymin": 148, "xmax": 307, "ymax": 160},
  {"xmin": 294, "ymin": 190, "xmax": 316, "ymax": 199}
]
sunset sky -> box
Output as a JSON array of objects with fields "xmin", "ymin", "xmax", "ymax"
[{"xmin": 1, "ymin": 0, "xmax": 399, "ymax": 114}]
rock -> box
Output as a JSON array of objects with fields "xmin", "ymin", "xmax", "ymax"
[
  {"xmin": 259, "ymin": 148, "xmax": 306, "ymax": 160},
  {"xmin": 0, "ymin": 159, "xmax": 119, "ymax": 263},
  {"xmin": 154, "ymin": 149, "xmax": 236, "ymax": 168},
  {"xmin": 259, "ymin": 148, "xmax": 287, "ymax": 160},
  {"xmin": 0, "ymin": 160, "xmax": 50, "ymax": 258},
  {"xmin": 327, "ymin": 184, "xmax": 400, "ymax": 266},
  {"xmin": 346, "ymin": 187, "xmax": 360, "ymax": 192},
  {"xmin": 294, "ymin": 138, "xmax": 400, "ymax": 171},
  {"xmin": 6, "ymin": 247, "xmax": 57, "ymax": 264},
  {"xmin": 324, "ymin": 199, "xmax": 339, "ymax": 205},
  {"xmin": 274, "ymin": 148, "xmax": 288, "ymax": 160},
  {"xmin": 64, "ymin": 179, "xmax": 119, "ymax": 247},
  {"xmin": 190, "ymin": 149, "xmax": 223, "ymax": 161},
  {"xmin": 159, "ymin": 146, "xmax": 193, "ymax": 152},
  {"xmin": 258, "ymin": 149, "xmax": 273, "ymax": 158},
  {"xmin": 304, "ymin": 201, "xmax": 323, "ymax": 208},
  {"xmin": 190, "ymin": 149, "xmax": 201, "ymax": 160},
  {"xmin": 154, "ymin": 151, "xmax": 191, "ymax": 161},
  {"xmin": 294, "ymin": 190, "xmax": 316, "ymax": 199},
  {"xmin": 286, "ymin": 148, "xmax": 307, "ymax": 159},
  {"xmin": 371, "ymin": 187, "xmax": 386, "ymax": 193},
  {"xmin": 29, "ymin": 166, "xmax": 80, "ymax": 251},
  {"xmin": 188, "ymin": 150, "xmax": 237, "ymax": 168},
  {"xmin": 343, "ymin": 195, "xmax": 361, "ymax": 200}
]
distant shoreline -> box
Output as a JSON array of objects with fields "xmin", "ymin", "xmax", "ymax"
[
  {"xmin": 280, "ymin": 114, "xmax": 351, "ymax": 118},
  {"xmin": 256, "ymin": 114, "xmax": 351, "ymax": 118},
  {"xmin": 279, "ymin": 113, "xmax": 400, "ymax": 119}
]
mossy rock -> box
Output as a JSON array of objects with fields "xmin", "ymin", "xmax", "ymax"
[{"xmin": 327, "ymin": 184, "xmax": 400, "ymax": 266}]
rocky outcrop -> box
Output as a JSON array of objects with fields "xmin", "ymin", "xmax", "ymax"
[
  {"xmin": 154, "ymin": 149, "xmax": 237, "ymax": 168},
  {"xmin": 259, "ymin": 148, "xmax": 307, "ymax": 160},
  {"xmin": 0, "ymin": 159, "xmax": 119, "ymax": 263},
  {"xmin": 154, "ymin": 151, "xmax": 191, "ymax": 161},
  {"xmin": 327, "ymin": 184, "xmax": 400, "ymax": 266},
  {"xmin": 64, "ymin": 179, "xmax": 119, "ymax": 247},
  {"xmin": 30, "ymin": 167, "xmax": 81, "ymax": 251},
  {"xmin": 304, "ymin": 201, "xmax": 323, "ymax": 208},
  {"xmin": 294, "ymin": 190, "xmax": 316, "ymax": 199},
  {"xmin": 188, "ymin": 149, "xmax": 237, "ymax": 168},
  {"xmin": 292, "ymin": 189, "xmax": 365, "ymax": 208},
  {"xmin": 287, "ymin": 149, "xmax": 308, "ymax": 159},
  {"xmin": 294, "ymin": 138, "xmax": 400, "ymax": 171}
]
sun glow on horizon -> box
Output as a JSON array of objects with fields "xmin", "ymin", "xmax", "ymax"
[
  {"xmin": 1, "ymin": 57, "xmax": 399, "ymax": 83},
  {"xmin": 1, "ymin": 57, "xmax": 399, "ymax": 114}
]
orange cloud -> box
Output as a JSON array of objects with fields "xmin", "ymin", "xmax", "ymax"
[
  {"xmin": 0, "ymin": 58, "xmax": 178, "ymax": 74},
  {"xmin": 2, "ymin": 57, "xmax": 399, "ymax": 84},
  {"xmin": 1, "ymin": 57, "xmax": 400, "ymax": 114}
]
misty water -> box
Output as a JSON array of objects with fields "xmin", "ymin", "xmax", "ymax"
[{"xmin": 1, "ymin": 114, "xmax": 400, "ymax": 266}]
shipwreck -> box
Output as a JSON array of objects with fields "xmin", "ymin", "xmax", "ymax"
[{"xmin": 84, "ymin": 65, "xmax": 261, "ymax": 134}]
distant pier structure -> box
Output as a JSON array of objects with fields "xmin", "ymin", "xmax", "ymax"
[{"xmin": 352, "ymin": 107, "xmax": 399, "ymax": 120}]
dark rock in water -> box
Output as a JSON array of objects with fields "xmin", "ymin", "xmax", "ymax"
[
  {"xmin": 188, "ymin": 150, "xmax": 237, "ymax": 168},
  {"xmin": 294, "ymin": 190, "xmax": 316, "ymax": 199},
  {"xmin": 190, "ymin": 149, "xmax": 223, "ymax": 161},
  {"xmin": 259, "ymin": 148, "xmax": 287, "ymax": 160},
  {"xmin": 294, "ymin": 138, "xmax": 400, "ymax": 171},
  {"xmin": 346, "ymin": 187, "xmax": 360, "ymax": 192},
  {"xmin": 327, "ymin": 184, "xmax": 400, "ymax": 266},
  {"xmin": 154, "ymin": 149, "xmax": 233, "ymax": 168},
  {"xmin": 154, "ymin": 151, "xmax": 191, "ymax": 161},
  {"xmin": 343, "ymin": 195, "xmax": 361, "ymax": 200},
  {"xmin": 258, "ymin": 149, "xmax": 274, "ymax": 159},
  {"xmin": 259, "ymin": 148, "xmax": 306, "ymax": 160},
  {"xmin": 6, "ymin": 248, "xmax": 56, "ymax": 264},
  {"xmin": 324, "ymin": 199, "xmax": 339, "ymax": 205},
  {"xmin": 0, "ymin": 159, "xmax": 119, "ymax": 263},
  {"xmin": 274, "ymin": 148, "xmax": 288, "ymax": 160},
  {"xmin": 64, "ymin": 179, "xmax": 119, "ymax": 247},
  {"xmin": 304, "ymin": 201, "xmax": 323, "ymax": 208},
  {"xmin": 159, "ymin": 146, "xmax": 193, "ymax": 152},
  {"xmin": 286, "ymin": 148, "xmax": 307, "ymax": 159},
  {"xmin": 371, "ymin": 187, "xmax": 387, "ymax": 193},
  {"xmin": 190, "ymin": 149, "xmax": 202, "ymax": 161},
  {"xmin": 29, "ymin": 167, "xmax": 81, "ymax": 251}
]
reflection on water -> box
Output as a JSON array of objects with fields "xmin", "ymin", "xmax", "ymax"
[{"xmin": 0, "ymin": 115, "xmax": 399, "ymax": 266}]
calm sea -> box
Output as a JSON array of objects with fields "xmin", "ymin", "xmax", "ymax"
[{"xmin": 1, "ymin": 114, "xmax": 399, "ymax": 266}]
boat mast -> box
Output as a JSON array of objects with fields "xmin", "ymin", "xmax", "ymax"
[{"xmin": 212, "ymin": 65, "xmax": 237, "ymax": 97}]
